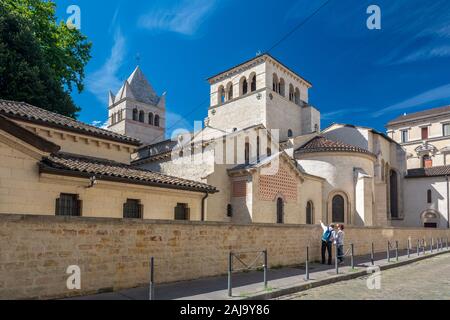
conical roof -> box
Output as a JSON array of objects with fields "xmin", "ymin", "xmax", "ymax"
[{"xmin": 114, "ymin": 66, "xmax": 160, "ymax": 105}]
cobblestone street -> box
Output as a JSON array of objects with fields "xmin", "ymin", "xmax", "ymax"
[{"xmin": 280, "ymin": 253, "xmax": 450, "ymax": 300}]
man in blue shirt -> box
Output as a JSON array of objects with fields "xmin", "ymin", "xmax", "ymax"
[{"xmin": 320, "ymin": 220, "xmax": 335, "ymax": 265}]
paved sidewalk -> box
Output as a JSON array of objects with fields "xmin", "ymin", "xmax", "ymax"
[{"xmin": 69, "ymin": 247, "xmax": 450, "ymax": 300}]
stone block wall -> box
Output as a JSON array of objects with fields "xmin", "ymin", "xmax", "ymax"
[{"xmin": 0, "ymin": 214, "xmax": 449, "ymax": 299}]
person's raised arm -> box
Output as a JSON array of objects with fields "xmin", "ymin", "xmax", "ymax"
[{"xmin": 319, "ymin": 220, "xmax": 327, "ymax": 232}]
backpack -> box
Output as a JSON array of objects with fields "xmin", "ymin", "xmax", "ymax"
[{"xmin": 322, "ymin": 229, "xmax": 333, "ymax": 242}]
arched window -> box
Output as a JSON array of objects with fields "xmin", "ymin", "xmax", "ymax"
[
  {"xmin": 250, "ymin": 74, "xmax": 257, "ymax": 92},
  {"xmin": 132, "ymin": 108, "xmax": 138, "ymax": 121},
  {"xmin": 117, "ymin": 110, "xmax": 123, "ymax": 122},
  {"xmin": 111, "ymin": 113, "xmax": 117, "ymax": 125},
  {"xmin": 226, "ymin": 82, "xmax": 233, "ymax": 100},
  {"xmin": 390, "ymin": 170, "xmax": 399, "ymax": 218},
  {"xmin": 227, "ymin": 204, "xmax": 233, "ymax": 217},
  {"xmin": 148, "ymin": 113, "xmax": 154, "ymax": 125},
  {"xmin": 218, "ymin": 85, "xmax": 225, "ymax": 104},
  {"xmin": 245, "ymin": 142, "xmax": 250, "ymax": 165},
  {"xmin": 139, "ymin": 110, "xmax": 145, "ymax": 123},
  {"xmin": 279, "ymin": 78, "xmax": 285, "ymax": 97},
  {"xmin": 272, "ymin": 73, "xmax": 279, "ymax": 92},
  {"xmin": 332, "ymin": 195, "xmax": 345, "ymax": 223},
  {"xmin": 154, "ymin": 115, "xmax": 160, "ymax": 127},
  {"xmin": 241, "ymin": 78, "xmax": 248, "ymax": 95},
  {"xmin": 294, "ymin": 88, "xmax": 301, "ymax": 105},
  {"xmin": 422, "ymin": 155, "xmax": 432, "ymax": 168},
  {"xmin": 289, "ymin": 84, "xmax": 294, "ymax": 101},
  {"xmin": 306, "ymin": 201, "xmax": 314, "ymax": 225},
  {"xmin": 427, "ymin": 189, "xmax": 432, "ymax": 204},
  {"xmin": 288, "ymin": 129, "xmax": 293, "ymax": 138},
  {"xmin": 277, "ymin": 198, "xmax": 284, "ymax": 224}
]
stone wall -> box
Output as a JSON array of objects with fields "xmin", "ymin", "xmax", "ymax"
[{"xmin": 1, "ymin": 213, "xmax": 449, "ymax": 300}]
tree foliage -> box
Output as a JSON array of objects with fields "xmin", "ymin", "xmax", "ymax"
[{"xmin": 0, "ymin": 0, "xmax": 91, "ymax": 118}]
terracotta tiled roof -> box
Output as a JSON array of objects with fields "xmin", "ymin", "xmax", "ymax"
[
  {"xmin": 406, "ymin": 165, "xmax": 450, "ymax": 178},
  {"xmin": 296, "ymin": 136, "xmax": 375, "ymax": 156},
  {"xmin": 39, "ymin": 152, "xmax": 217, "ymax": 193},
  {"xmin": 387, "ymin": 105, "xmax": 450, "ymax": 126},
  {"xmin": 0, "ymin": 99, "xmax": 141, "ymax": 146}
]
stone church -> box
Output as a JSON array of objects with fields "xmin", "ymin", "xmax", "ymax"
[{"xmin": 113, "ymin": 54, "xmax": 410, "ymax": 228}]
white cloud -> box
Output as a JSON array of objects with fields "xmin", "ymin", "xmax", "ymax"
[
  {"xmin": 86, "ymin": 28, "xmax": 126, "ymax": 103},
  {"xmin": 321, "ymin": 108, "xmax": 367, "ymax": 120},
  {"xmin": 91, "ymin": 120, "xmax": 109, "ymax": 129},
  {"xmin": 138, "ymin": 0, "xmax": 217, "ymax": 36},
  {"xmin": 371, "ymin": 83, "xmax": 450, "ymax": 117}
]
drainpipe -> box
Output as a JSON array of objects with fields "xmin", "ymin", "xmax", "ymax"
[
  {"xmin": 201, "ymin": 192, "xmax": 209, "ymax": 222},
  {"xmin": 447, "ymin": 176, "xmax": 450, "ymax": 229}
]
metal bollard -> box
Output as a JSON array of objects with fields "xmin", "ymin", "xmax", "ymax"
[
  {"xmin": 407, "ymin": 239, "xmax": 410, "ymax": 258},
  {"xmin": 431, "ymin": 238, "xmax": 433, "ymax": 254},
  {"xmin": 304, "ymin": 246, "xmax": 310, "ymax": 281},
  {"xmin": 228, "ymin": 252, "xmax": 233, "ymax": 297},
  {"xmin": 149, "ymin": 257, "xmax": 155, "ymax": 301},
  {"xmin": 417, "ymin": 239, "xmax": 420, "ymax": 256},
  {"xmin": 387, "ymin": 241, "xmax": 391, "ymax": 263},
  {"xmin": 263, "ymin": 250, "xmax": 268, "ymax": 289},
  {"xmin": 335, "ymin": 244, "xmax": 339, "ymax": 274},
  {"xmin": 351, "ymin": 244, "xmax": 355, "ymax": 269},
  {"xmin": 395, "ymin": 241, "xmax": 399, "ymax": 262},
  {"xmin": 422, "ymin": 239, "xmax": 426, "ymax": 255},
  {"xmin": 371, "ymin": 243, "xmax": 375, "ymax": 266}
]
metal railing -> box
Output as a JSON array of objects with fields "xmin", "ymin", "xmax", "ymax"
[{"xmin": 228, "ymin": 250, "xmax": 268, "ymax": 297}]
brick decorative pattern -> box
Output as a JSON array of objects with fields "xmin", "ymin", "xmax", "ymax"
[
  {"xmin": 232, "ymin": 180, "xmax": 247, "ymax": 198},
  {"xmin": 259, "ymin": 163, "xmax": 298, "ymax": 201}
]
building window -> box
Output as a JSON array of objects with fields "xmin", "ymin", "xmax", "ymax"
[
  {"xmin": 421, "ymin": 127, "xmax": 429, "ymax": 140},
  {"xmin": 218, "ymin": 86, "xmax": 225, "ymax": 104},
  {"xmin": 306, "ymin": 201, "xmax": 314, "ymax": 225},
  {"xmin": 227, "ymin": 204, "xmax": 233, "ymax": 217},
  {"xmin": 227, "ymin": 82, "xmax": 233, "ymax": 100},
  {"xmin": 443, "ymin": 123, "xmax": 450, "ymax": 137},
  {"xmin": 267, "ymin": 148, "xmax": 272, "ymax": 157},
  {"xmin": 390, "ymin": 170, "xmax": 399, "ymax": 218},
  {"xmin": 118, "ymin": 110, "xmax": 123, "ymax": 122},
  {"xmin": 148, "ymin": 113, "xmax": 154, "ymax": 125},
  {"xmin": 174, "ymin": 203, "xmax": 190, "ymax": 220},
  {"xmin": 424, "ymin": 222, "xmax": 438, "ymax": 228},
  {"xmin": 133, "ymin": 108, "xmax": 138, "ymax": 121},
  {"xmin": 427, "ymin": 189, "xmax": 432, "ymax": 204},
  {"xmin": 55, "ymin": 194, "xmax": 82, "ymax": 216},
  {"xmin": 276, "ymin": 198, "xmax": 284, "ymax": 224},
  {"xmin": 401, "ymin": 130, "xmax": 408, "ymax": 143},
  {"xmin": 423, "ymin": 155, "xmax": 433, "ymax": 168},
  {"xmin": 332, "ymin": 195, "xmax": 345, "ymax": 223},
  {"xmin": 288, "ymin": 129, "xmax": 293, "ymax": 138},
  {"xmin": 272, "ymin": 73, "xmax": 279, "ymax": 92},
  {"xmin": 123, "ymin": 199, "xmax": 143, "ymax": 219},
  {"xmin": 250, "ymin": 74, "xmax": 257, "ymax": 92},
  {"xmin": 245, "ymin": 142, "xmax": 250, "ymax": 165},
  {"xmin": 139, "ymin": 110, "xmax": 145, "ymax": 123},
  {"xmin": 242, "ymin": 78, "xmax": 248, "ymax": 95},
  {"xmin": 154, "ymin": 115, "xmax": 160, "ymax": 127},
  {"xmin": 295, "ymin": 88, "xmax": 301, "ymax": 105},
  {"xmin": 279, "ymin": 78, "xmax": 285, "ymax": 97},
  {"xmin": 289, "ymin": 84, "xmax": 294, "ymax": 101}
]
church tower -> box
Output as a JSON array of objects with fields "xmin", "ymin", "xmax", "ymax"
[
  {"xmin": 108, "ymin": 66, "xmax": 166, "ymax": 145},
  {"xmin": 206, "ymin": 54, "xmax": 320, "ymax": 141}
]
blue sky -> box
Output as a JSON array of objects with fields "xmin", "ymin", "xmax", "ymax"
[{"xmin": 55, "ymin": 0, "xmax": 450, "ymax": 136}]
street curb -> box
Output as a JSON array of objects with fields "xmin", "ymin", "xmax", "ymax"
[{"xmin": 242, "ymin": 249, "xmax": 450, "ymax": 300}]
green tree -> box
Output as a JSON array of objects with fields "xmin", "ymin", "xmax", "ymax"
[{"xmin": 0, "ymin": 0, "xmax": 91, "ymax": 118}]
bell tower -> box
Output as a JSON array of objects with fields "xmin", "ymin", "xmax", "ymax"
[{"xmin": 108, "ymin": 66, "xmax": 166, "ymax": 146}]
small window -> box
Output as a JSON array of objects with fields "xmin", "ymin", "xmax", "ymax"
[
  {"xmin": 288, "ymin": 129, "xmax": 293, "ymax": 138},
  {"xmin": 306, "ymin": 201, "xmax": 314, "ymax": 225},
  {"xmin": 118, "ymin": 110, "xmax": 123, "ymax": 122},
  {"xmin": 267, "ymin": 148, "xmax": 272, "ymax": 157},
  {"xmin": 133, "ymin": 108, "xmax": 138, "ymax": 121},
  {"xmin": 401, "ymin": 130, "xmax": 408, "ymax": 143},
  {"xmin": 277, "ymin": 198, "xmax": 284, "ymax": 224},
  {"xmin": 242, "ymin": 79, "xmax": 248, "ymax": 95},
  {"xmin": 148, "ymin": 113, "xmax": 154, "ymax": 125},
  {"xmin": 427, "ymin": 189, "xmax": 432, "ymax": 204},
  {"xmin": 123, "ymin": 199, "xmax": 143, "ymax": 219},
  {"xmin": 423, "ymin": 155, "xmax": 433, "ymax": 168},
  {"xmin": 443, "ymin": 123, "xmax": 450, "ymax": 137},
  {"xmin": 421, "ymin": 127, "xmax": 429, "ymax": 140},
  {"xmin": 250, "ymin": 75, "xmax": 257, "ymax": 92},
  {"xmin": 56, "ymin": 194, "xmax": 82, "ymax": 216},
  {"xmin": 154, "ymin": 115, "xmax": 160, "ymax": 127},
  {"xmin": 227, "ymin": 204, "xmax": 233, "ymax": 217},
  {"xmin": 139, "ymin": 111, "xmax": 145, "ymax": 123},
  {"xmin": 174, "ymin": 203, "xmax": 190, "ymax": 220},
  {"xmin": 219, "ymin": 86, "xmax": 226, "ymax": 104},
  {"xmin": 245, "ymin": 142, "xmax": 250, "ymax": 165}
]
